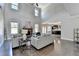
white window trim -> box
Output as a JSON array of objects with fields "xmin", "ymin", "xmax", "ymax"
[
  {"xmin": 11, "ymin": 22, "xmax": 19, "ymax": 35},
  {"xmin": 42, "ymin": 26, "xmax": 47, "ymax": 34},
  {"xmin": 11, "ymin": 3, "xmax": 18, "ymax": 10},
  {"xmin": 35, "ymin": 24, "xmax": 39, "ymax": 33},
  {"xmin": 35, "ymin": 8, "xmax": 39, "ymax": 16}
]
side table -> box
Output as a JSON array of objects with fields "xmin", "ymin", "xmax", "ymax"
[{"xmin": 18, "ymin": 38, "xmax": 31, "ymax": 52}]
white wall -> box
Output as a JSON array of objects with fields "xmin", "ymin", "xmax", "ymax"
[
  {"xmin": 61, "ymin": 16, "xmax": 79, "ymax": 41},
  {"xmin": 61, "ymin": 4, "xmax": 79, "ymax": 41},
  {"xmin": 4, "ymin": 3, "xmax": 41, "ymax": 40},
  {"xmin": 0, "ymin": 7, "xmax": 4, "ymax": 47}
]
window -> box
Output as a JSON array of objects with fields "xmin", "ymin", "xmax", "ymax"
[
  {"xmin": 11, "ymin": 22, "xmax": 18, "ymax": 34},
  {"xmin": 35, "ymin": 24, "xmax": 39, "ymax": 33},
  {"xmin": 42, "ymin": 26, "xmax": 46, "ymax": 34},
  {"xmin": 47, "ymin": 26, "xmax": 51, "ymax": 32},
  {"xmin": 35, "ymin": 8, "xmax": 39, "ymax": 16},
  {"xmin": 47, "ymin": 26, "xmax": 51, "ymax": 34},
  {"xmin": 11, "ymin": 3, "xmax": 18, "ymax": 10}
]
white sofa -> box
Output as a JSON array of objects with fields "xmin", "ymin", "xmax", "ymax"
[{"xmin": 31, "ymin": 34, "xmax": 54, "ymax": 49}]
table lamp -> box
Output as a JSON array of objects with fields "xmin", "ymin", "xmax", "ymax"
[{"xmin": 22, "ymin": 29, "xmax": 28, "ymax": 40}]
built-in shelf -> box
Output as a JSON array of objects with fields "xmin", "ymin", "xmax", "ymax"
[{"xmin": 73, "ymin": 28, "xmax": 79, "ymax": 44}]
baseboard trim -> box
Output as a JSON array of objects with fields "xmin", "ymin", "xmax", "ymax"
[
  {"xmin": 12, "ymin": 44, "xmax": 26, "ymax": 49},
  {"xmin": 61, "ymin": 37, "xmax": 73, "ymax": 41}
]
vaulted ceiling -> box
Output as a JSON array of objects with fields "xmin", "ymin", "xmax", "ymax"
[
  {"xmin": 38, "ymin": 3, "xmax": 79, "ymax": 16},
  {"xmin": 38, "ymin": 3, "xmax": 79, "ymax": 24}
]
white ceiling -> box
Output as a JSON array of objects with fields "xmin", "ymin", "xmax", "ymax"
[
  {"xmin": 38, "ymin": 3, "xmax": 79, "ymax": 24},
  {"xmin": 64, "ymin": 3, "xmax": 79, "ymax": 16},
  {"xmin": 38, "ymin": 3, "xmax": 79, "ymax": 16}
]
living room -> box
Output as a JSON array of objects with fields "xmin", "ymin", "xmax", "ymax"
[{"xmin": 1, "ymin": 3, "xmax": 79, "ymax": 56}]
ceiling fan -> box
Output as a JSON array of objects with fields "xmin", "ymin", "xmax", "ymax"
[
  {"xmin": 36, "ymin": 3, "xmax": 39, "ymax": 6},
  {"xmin": 32, "ymin": 3, "xmax": 39, "ymax": 7}
]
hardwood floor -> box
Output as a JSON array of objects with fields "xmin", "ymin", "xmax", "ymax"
[
  {"xmin": 13, "ymin": 35, "xmax": 79, "ymax": 56},
  {"xmin": 1, "ymin": 35, "xmax": 79, "ymax": 56}
]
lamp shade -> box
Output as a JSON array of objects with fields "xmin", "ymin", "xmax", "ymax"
[{"xmin": 22, "ymin": 29, "xmax": 28, "ymax": 34}]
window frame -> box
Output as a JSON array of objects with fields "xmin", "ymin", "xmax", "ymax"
[
  {"xmin": 42, "ymin": 26, "xmax": 47, "ymax": 34},
  {"xmin": 35, "ymin": 24, "xmax": 39, "ymax": 33},
  {"xmin": 35, "ymin": 8, "xmax": 39, "ymax": 16},
  {"xmin": 11, "ymin": 3, "xmax": 19, "ymax": 10},
  {"xmin": 47, "ymin": 26, "xmax": 51, "ymax": 32},
  {"xmin": 10, "ymin": 22, "xmax": 19, "ymax": 35}
]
